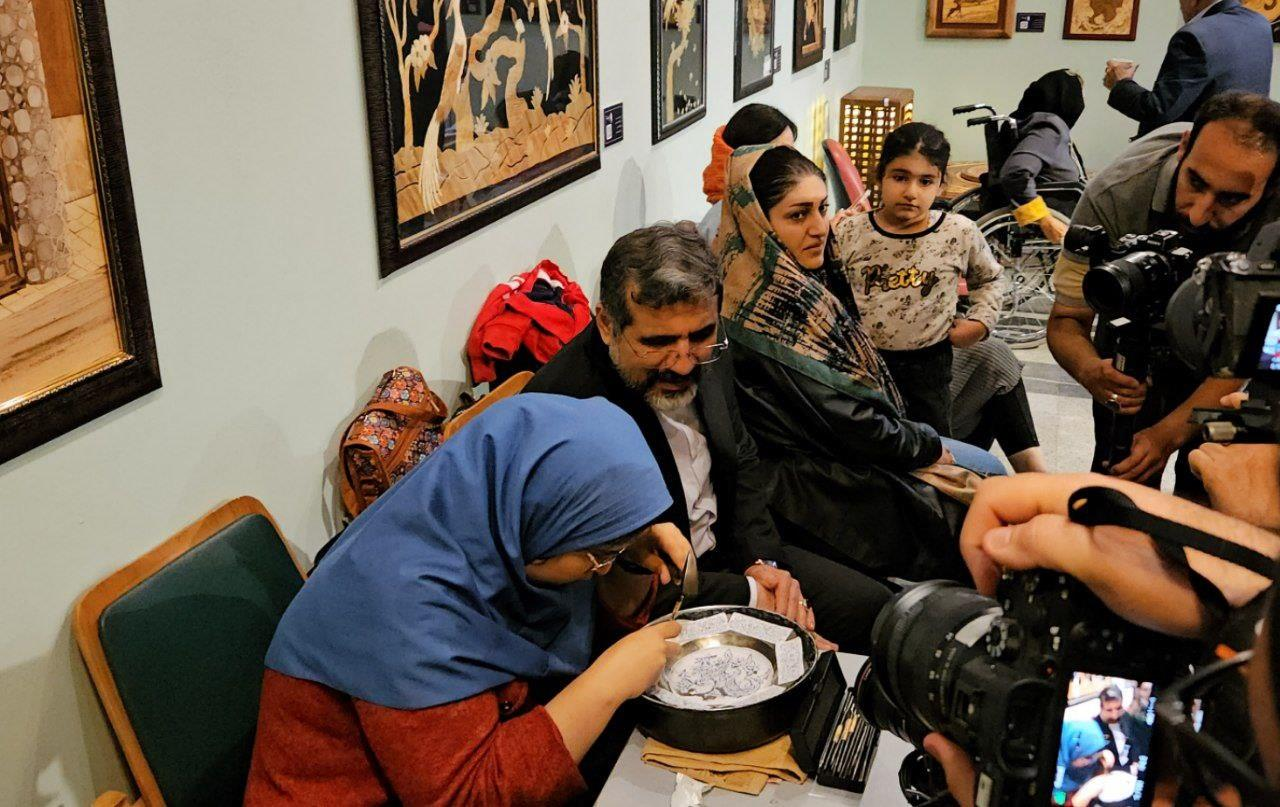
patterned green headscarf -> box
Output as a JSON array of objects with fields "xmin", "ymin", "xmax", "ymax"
[{"xmin": 717, "ymin": 145, "xmax": 905, "ymax": 412}]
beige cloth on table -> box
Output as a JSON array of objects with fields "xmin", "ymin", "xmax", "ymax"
[
  {"xmin": 912, "ymin": 463, "xmax": 980, "ymax": 505},
  {"xmin": 640, "ymin": 734, "xmax": 808, "ymax": 796}
]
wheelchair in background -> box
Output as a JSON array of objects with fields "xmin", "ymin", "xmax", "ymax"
[{"xmin": 944, "ymin": 103, "xmax": 1088, "ymax": 347}]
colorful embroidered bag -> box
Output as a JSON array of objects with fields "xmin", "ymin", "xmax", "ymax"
[{"xmin": 339, "ymin": 366, "xmax": 448, "ymax": 517}]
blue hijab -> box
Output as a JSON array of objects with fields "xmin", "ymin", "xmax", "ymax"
[
  {"xmin": 1057, "ymin": 719, "xmax": 1109, "ymax": 791},
  {"xmin": 265, "ymin": 394, "xmax": 673, "ymax": 710}
]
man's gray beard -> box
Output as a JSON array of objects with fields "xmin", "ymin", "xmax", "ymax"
[
  {"xmin": 646, "ymin": 384, "xmax": 698, "ymax": 412},
  {"xmin": 609, "ymin": 340, "xmax": 699, "ymax": 411}
]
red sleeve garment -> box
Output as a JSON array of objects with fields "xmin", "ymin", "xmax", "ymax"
[
  {"xmin": 245, "ymin": 671, "xmax": 585, "ymax": 806},
  {"xmin": 466, "ymin": 260, "xmax": 591, "ymax": 383}
]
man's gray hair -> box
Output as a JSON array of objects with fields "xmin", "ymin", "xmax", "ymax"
[{"xmin": 600, "ymin": 221, "xmax": 720, "ymax": 333}]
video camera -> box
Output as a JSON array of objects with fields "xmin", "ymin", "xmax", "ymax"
[
  {"xmin": 1068, "ymin": 224, "xmax": 1280, "ymax": 453},
  {"xmin": 1067, "ymin": 227, "xmax": 1197, "ymax": 468},
  {"xmin": 856, "ymin": 570, "xmax": 1203, "ymax": 807}
]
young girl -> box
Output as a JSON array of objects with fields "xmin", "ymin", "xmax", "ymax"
[{"xmin": 834, "ymin": 122, "xmax": 1004, "ymax": 436}]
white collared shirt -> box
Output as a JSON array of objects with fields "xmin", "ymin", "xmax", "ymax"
[
  {"xmin": 653, "ymin": 401, "xmax": 760, "ymax": 606},
  {"xmin": 653, "ymin": 402, "xmax": 719, "ymax": 556}
]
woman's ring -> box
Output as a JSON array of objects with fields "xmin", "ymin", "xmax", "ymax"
[
  {"xmin": 800, "ymin": 598, "xmax": 809, "ymax": 608},
  {"xmin": 1108, "ymin": 393, "xmax": 1119, "ymax": 404}
]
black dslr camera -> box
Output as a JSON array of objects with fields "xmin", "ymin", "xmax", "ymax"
[
  {"xmin": 1066, "ymin": 226, "xmax": 1199, "ymax": 469},
  {"xmin": 857, "ymin": 570, "xmax": 1203, "ymax": 807}
]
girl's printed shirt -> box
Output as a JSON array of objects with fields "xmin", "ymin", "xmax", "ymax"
[{"xmin": 834, "ymin": 210, "xmax": 1004, "ymax": 351}]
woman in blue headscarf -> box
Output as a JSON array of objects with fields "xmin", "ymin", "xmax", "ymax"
[
  {"xmin": 246, "ymin": 394, "xmax": 687, "ymax": 806},
  {"xmin": 1056, "ymin": 719, "xmax": 1114, "ymax": 802}
]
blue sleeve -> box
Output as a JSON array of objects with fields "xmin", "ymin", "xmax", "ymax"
[{"xmin": 1107, "ymin": 31, "xmax": 1208, "ymax": 128}]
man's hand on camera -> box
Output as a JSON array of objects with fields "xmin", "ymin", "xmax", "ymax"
[
  {"xmin": 923, "ymin": 733, "xmax": 977, "ymax": 807},
  {"xmin": 1109, "ymin": 424, "xmax": 1177, "ymax": 482},
  {"xmin": 960, "ymin": 474, "xmax": 1279, "ymax": 636},
  {"xmin": 1082, "ymin": 358, "xmax": 1146, "ymax": 415},
  {"xmin": 1189, "ymin": 442, "xmax": 1280, "ymax": 531}
]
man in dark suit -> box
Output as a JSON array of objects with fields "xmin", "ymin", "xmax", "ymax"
[
  {"xmin": 1105, "ymin": 0, "xmax": 1272, "ymax": 138},
  {"xmin": 525, "ymin": 222, "xmax": 892, "ymax": 653},
  {"xmin": 1094, "ymin": 685, "xmax": 1133, "ymax": 771}
]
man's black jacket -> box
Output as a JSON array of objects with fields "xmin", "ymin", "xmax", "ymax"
[{"xmin": 524, "ymin": 323, "xmax": 784, "ymax": 572}]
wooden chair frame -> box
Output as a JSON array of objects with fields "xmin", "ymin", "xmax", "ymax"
[
  {"xmin": 74, "ymin": 496, "xmax": 306, "ymax": 807},
  {"xmin": 442, "ymin": 371, "xmax": 534, "ymax": 441}
]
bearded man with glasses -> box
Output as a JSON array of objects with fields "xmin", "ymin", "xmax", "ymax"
[{"xmin": 525, "ymin": 222, "xmax": 893, "ymax": 654}]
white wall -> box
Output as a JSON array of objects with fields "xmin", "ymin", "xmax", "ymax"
[
  {"xmin": 0, "ymin": 0, "xmax": 863, "ymax": 803},
  {"xmin": 861, "ymin": 1, "xmax": 1280, "ymax": 173}
]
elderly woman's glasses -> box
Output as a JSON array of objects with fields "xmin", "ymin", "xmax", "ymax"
[
  {"xmin": 585, "ymin": 547, "xmax": 627, "ymax": 573},
  {"xmin": 1156, "ymin": 650, "xmax": 1280, "ymax": 807}
]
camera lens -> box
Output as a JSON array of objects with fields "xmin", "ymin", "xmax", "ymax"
[
  {"xmin": 858, "ymin": 581, "xmax": 1001, "ymax": 744},
  {"xmin": 1083, "ymin": 253, "xmax": 1164, "ymax": 317}
]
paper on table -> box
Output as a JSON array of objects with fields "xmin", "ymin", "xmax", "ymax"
[
  {"xmin": 727, "ymin": 612, "xmax": 795, "ymax": 644},
  {"xmin": 677, "ymin": 612, "xmax": 730, "ymax": 643},
  {"xmin": 776, "ymin": 637, "xmax": 805, "ymax": 685}
]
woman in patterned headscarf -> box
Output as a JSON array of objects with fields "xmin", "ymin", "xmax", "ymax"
[{"xmin": 716, "ymin": 144, "xmax": 1001, "ymax": 582}]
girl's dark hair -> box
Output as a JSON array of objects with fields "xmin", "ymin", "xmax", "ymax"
[
  {"xmin": 749, "ymin": 147, "xmax": 825, "ymax": 216},
  {"xmin": 724, "ymin": 104, "xmax": 798, "ymax": 149},
  {"xmin": 876, "ymin": 122, "xmax": 951, "ymax": 181}
]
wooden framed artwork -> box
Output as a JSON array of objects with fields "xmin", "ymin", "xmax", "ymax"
[
  {"xmin": 834, "ymin": 0, "xmax": 858, "ymax": 50},
  {"xmin": 356, "ymin": 0, "xmax": 601, "ymax": 276},
  {"xmin": 734, "ymin": 0, "xmax": 775, "ymax": 101},
  {"xmin": 925, "ymin": 0, "xmax": 1016, "ymax": 39},
  {"xmin": 1063, "ymin": 0, "xmax": 1141, "ymax": 41},
  {"xmin": 793, "ymin": 0, "xmax": 824, "ymax": 71},
  {"xmin": 652, "ymin": 0, "xmax": 707, "ymax": 143},
  {"xmin": 1242, "ymin": 0, "xmax": 1280, "ymax": 43},
  {"xmin": 0, "ymin": 0, "xmax": 160, "ymax": 465}
]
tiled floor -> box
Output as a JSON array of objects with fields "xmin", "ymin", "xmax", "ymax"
[{"xmin": 1009, "ymin": 343, "xmax": 1176, "ymax": 490}]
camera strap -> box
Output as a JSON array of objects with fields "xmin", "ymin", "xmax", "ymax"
[{"xmin": 1067, "ymin": 486, "xmax": 1280, "ymax": 581}]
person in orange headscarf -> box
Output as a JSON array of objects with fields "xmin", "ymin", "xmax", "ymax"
[{"xmin": 696, "ymin": 104, "xmax": 798, "ymax": 246}]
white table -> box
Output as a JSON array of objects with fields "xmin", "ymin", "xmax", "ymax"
[{"xmin": 596, "ymin": 654, "xmax": 914, "ymax": 805}]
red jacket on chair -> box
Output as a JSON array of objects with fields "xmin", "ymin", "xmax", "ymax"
[{"xmin": 466, "ymin": 260, "xmax": 591, "ymax": 384}]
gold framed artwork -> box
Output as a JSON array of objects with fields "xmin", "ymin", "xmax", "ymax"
[
  {"xmin": 734, "ymin": 0, "xmax": 775, "ymax": 101},
  {"xmin": 834, "ymin": 0, "xmax": 858, "ymax": 51},
  {"xmin": 651, "ymin": 0, "xmax": 707, "ymax": 143},
  {"xmin": 925, "ymin": 0, "xmax": 1016, "ymax": 39},
  {"xmin": 793, "ymin": 0, "xmax": 824, "ymax": 71},
  {"xmin": 1242, "ymin": 0, "xmax": 1280, "ymax": 43},
  {"xmin": 1, "ymin": 0, "xmax": 160, "ymax": 464},
  {"xmin": 356, "ymin": 0, "xmax": 601, "ymax": 276},
  {"xmin": 1063, "ymin": 0, "xmax": 1141, "ymax": 41}
]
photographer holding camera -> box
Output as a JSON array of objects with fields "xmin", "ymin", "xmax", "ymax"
[
  {"xmin": 915, "ymin": 472, "xmax": 1280, "ymax": 806},
  {"xmin": 1048, "ymin": 92, "xmax": 1280, "ymax": 490}
]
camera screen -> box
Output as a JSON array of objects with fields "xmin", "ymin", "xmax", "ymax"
[
  {"xmin": 1050, "ymin": 672, "xmax": 1201, "ymax": 806},
  {"xmin": 1256, "ymin": 301, "xmax": 1280, "ymax": 374}
]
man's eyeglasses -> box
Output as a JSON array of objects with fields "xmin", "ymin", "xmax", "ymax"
[
  {"xmin": 622, "ymin": 329, "xmax": 730, "ymax": 366},
  {"xmin": 1156, "ymin": 650, "xmax": 1280, "ymax": 807}
]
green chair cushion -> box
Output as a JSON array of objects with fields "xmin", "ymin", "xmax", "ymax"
[{"xmin": 99, "ymin": 513, "xmax": 304, "ymax": 807}]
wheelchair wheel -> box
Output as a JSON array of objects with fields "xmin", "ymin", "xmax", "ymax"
[{"xmin": 974, "ymin": 207, "xmax": 1069, "ymax": 349}]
